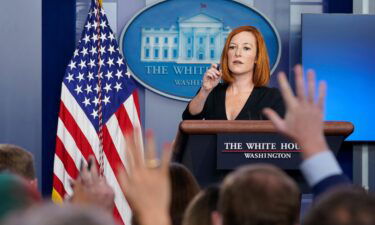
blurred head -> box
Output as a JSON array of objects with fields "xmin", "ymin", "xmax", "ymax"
[
  {"xmin": 303, "ymin": 188, "xmax": 375, "ymax": 225},
  {"xmin": 0, "ymin": 174, "xmax": 41, "ymax": 221},
  {"xmin": 214, "ymin": 164, "xmax": 300, "ymax": 225},
  {"xmin": 220, "ymin": 26, "xmax": 270, "ymax": 86},
  {"xmin": 2, "ymin": 203, "xmax": 117, "ymax": 225},
  {"xmin": 0, "ymin": 144, "xmax": 36, "ymax": 181},
  {"xmin": 182, "ymin": 185, "xmax": 219, "ymax": 225},
  {"xmin": 170, "ymin": 163, "xmax": 200, "ymax": 225}
]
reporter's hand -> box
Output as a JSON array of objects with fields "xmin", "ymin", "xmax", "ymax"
[
  {"xmin": 202, "ymin": 64, "xmax": 221, "ymax": 92},
  {"xmin": 70, "ymin": 156, "xmax": 115, "ymax": 213},
  {"xmin": 118, "ymin": 130, "xmax": 172, "ymax": 225},
  {"xmin": 263, "ymin": 65, "xmax": 329, "ymax": 159}
]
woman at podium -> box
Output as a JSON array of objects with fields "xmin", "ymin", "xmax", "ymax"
[{"xmin": 182, "ymin": 26, "xmax": 285, "ymax": 120}]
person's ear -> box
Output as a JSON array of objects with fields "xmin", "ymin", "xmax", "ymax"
[{"xmin": 211, "ymin": 210, "xmax": 222, "ymax": 225}]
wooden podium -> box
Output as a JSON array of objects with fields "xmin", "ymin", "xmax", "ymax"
[{"xmin": 173, "ymin": 120, "xmax": 353, "ymax": 191}]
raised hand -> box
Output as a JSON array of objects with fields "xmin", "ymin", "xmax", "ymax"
[
  {"xmin": 202, "ymin": 64, "xmax": 221, "ymax": 92},
  {"xmin": 263, "ymin": 65, "xmax": 329, "ymax": 159},
  {"xmin": 70, "ymin": 156, "xmax": 115, "ymax": 213},
  {"xmin": 118, "ymin": 130, "xmax": 172, "ymax": 225}
]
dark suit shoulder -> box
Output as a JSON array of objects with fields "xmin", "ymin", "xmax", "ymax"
[{"xmin": 312, "ymin": 174, "xmax": 352, "ymax": 199}]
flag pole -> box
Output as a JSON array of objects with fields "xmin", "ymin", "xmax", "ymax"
[{"xmin": 94, "ymin": 0, "xmax": 105, "ymax": 176}]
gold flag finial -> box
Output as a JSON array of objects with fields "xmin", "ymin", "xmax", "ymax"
[{"xmin": 98, "ymin": 0, "xmax": 102, "ymax": 7}]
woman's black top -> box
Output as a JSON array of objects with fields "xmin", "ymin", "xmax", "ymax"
[{"xmin": 182, "ymin": 83, "xmax": 285, "ymax": 120}]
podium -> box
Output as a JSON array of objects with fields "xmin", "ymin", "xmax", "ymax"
[{"xmin": 173, "ymin": 120, "xmax": 353, "ymax": 191}]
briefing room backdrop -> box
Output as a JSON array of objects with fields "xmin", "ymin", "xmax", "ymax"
[
  {"xmin": 1, "ymin": 0, "xmax": 42, "ymax": 190},
  {"xmin": 1, "ymin": 0, "xmax": 370, "ymax": 197}
]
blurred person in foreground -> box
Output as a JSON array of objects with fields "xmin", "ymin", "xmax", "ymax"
[
  {"xmin": 182, "ymin": 185, "xmax": 219, "ymax": 225},
  {"xmin": 303, "ymin": 187, "xmax": 375, "ymax": 225},
  {"xmin": 0, "ymin": 144, "xmax": 37, "ymax": 188},
  {"xmin": 2, "ymin": 203, "xmax": 117, "ymax": 225},
  {"xmin": 0, "ymin": 145, "xmax": 42, "ymax": 221},
  {"xmin": 169, "ymin": 163, "xmax": 200, "ymax": 225},
  {"xmin": 0, "ymin": 174, "xmax": 41, "ymax": 222},
  {"xmin": 212, "ymin": 164, "xmax": 300, "ymax": 225}
]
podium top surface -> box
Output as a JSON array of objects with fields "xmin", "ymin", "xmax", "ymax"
[{"xmin": 179, "ymin": 120, "xmax": 354, "ymax": 137}]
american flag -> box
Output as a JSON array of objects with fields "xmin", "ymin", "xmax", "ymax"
[{"xmin": 52, "ymin": 0, "xmax": 141, "ymax": 224}]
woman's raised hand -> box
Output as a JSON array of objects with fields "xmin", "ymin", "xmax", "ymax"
[
  {"xmin": 202, "ymin": 64, "xmax": 222, "ymax": 92},
  {"xmin": 187, "ymin": 64, "xmax": 222, "ymax": 116}
]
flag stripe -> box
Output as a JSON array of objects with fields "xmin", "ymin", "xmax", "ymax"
[
  {"xmin": 106, "ymin": 113, "xmax": 127, "ymax": 168},
  {"xmin": 53, "ymin": 155, "xmax": 73, "ymax": 196},
  {"xmin": 103, "ymin": 125, "xmax": 125, "ymax": 176},
  {"xmin": 114, "ymin": 207, "xmax": 124, "ymax": 225},
  {"xmin": 52, "ymin": 175, "xmax": 66, "ymax": 200},
  {"xmin": 56, "ymin": 118, "xmax": 84, "ymax": 170},
  {"xmin": 59, "ymin": 101, "xmax": 97, "ymax": 161},
  {"xmin": 60, "ymin": 84, "xmax": 101, "ymax": 160},
  {"xmin": 55, "ymin": 137, "xmax": 80, "ymax": 179},
  {"xmin": 132, "ymin": 90, "xmax": 141, "ymax": 120},
  {"xmin": 115, "ymin": 104, "xmax": 134, "ymax": 135},
  {"xmin": 123, "ymin": 92, "xmax": 142, "ymax": 129}
]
